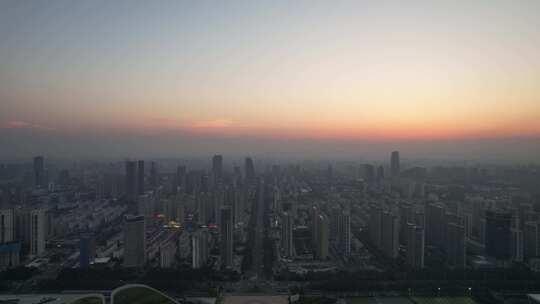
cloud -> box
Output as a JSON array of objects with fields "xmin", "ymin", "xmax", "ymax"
[
  {"xmin": 191, "ymin": 119, "xmax": 234, "ymax": 129},
  {"xmin": 2, "ymin": 120, "xmax": 54, "ymax": 131}
]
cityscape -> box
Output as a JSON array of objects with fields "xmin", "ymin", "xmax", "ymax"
[{"xmin": 1, "ymin": 1, "xmax": 540, "ymax": 304}]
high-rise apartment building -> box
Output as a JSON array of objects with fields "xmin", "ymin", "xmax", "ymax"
[
  {"xmin": 30, "ymin": 209, "xmax": 46, "ymax": 257},
  {"xmin": 381, "ymin": 211, "xmax": 399, "ymax": 258},
  {"xmin": 137, "ymin": 160, "xmax": 145, "ymax": 195},
  {"xmin": 281, "ymin": 212, "xmax": 294, "ymax": 257},
  {"xmin": 406, "ymin": 223, "xmax": 424, "ymax": 269},
  {"xmin": 212, "ymin": 155, "xmax": 223, "ymax": 181},
  {"xmin": 125, "ymin": 161, "xmax": 138, "ymax": 203},
  {"xmin": 123, "ymin": 215, "xmax": 146, "ymax": 267},
  {"xmin": 446, "ymin": 223, "xmax": 466, "ymax": 268},
  {"xmin": 33, "ymin": 156, "xmax": 45, "ymax": 188},
  {"xmin": 390, "ymin": 151, "xmax": 400, "ymax": 177},
  {"xmin": 0, "ymin": 209, "xmax": 14, "ymax": 244},
  {"xmin": 219, "ymin": 206, "xmax": 233, "ymax": 268},
  {"xmin": 192, "ymin": 229, "xmax": 209, "ymax": 269},
  {"xmin": 485, "ymin": 210, "xmax": 512, "ymax": 260}
]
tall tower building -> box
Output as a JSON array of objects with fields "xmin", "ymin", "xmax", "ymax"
[
  {"xmin": 446, "ymin": 223, "xmax": 466, "ymax": 268},
  {"xmin": 369, "ymin": 207, "xmax": 383, "ymax": 249},
  {"xmin": 244, "ymin": 157, "xmax": 255, "ymax": 182},
  {"xmin": 149, "ymin": 162, "xmax": 158, "ymax": 191},
  {"xmin": 381, "ymin": 211, "xmax": 399, "ymax": 258},
  {"xmin": 33, "ymin": 156, "xmax": 45, "ymax": 188},
  {"xmin": 524, "ymin": 221, "xmax": 540, "ymax": 260},
  {"xmin": 137, "ymin": 160, "xmax": 145, "ymax": 195},
  {"xmin": 390, "ymin": 151, "xmax": 400, "ymax": 177},
  {"xmin": 315, "ymin": 214, "xmax": 329, "ymax": 260},
  {"xmin": 337, "ymin": 211, "xmax": 351, "ymax": 256},
  {"xmin": 485, "ymin": 210, "xmax": 512, "ymax": 260},
  {"xmin": 79, "ymin": 232, "xmax": 96, "ymax": 269},
  {"xmin": 511, "ymin": 228, "xmax": 524, "ymax": 262},
  {"xmin": 125, "ymin": 161, "xmax": 138, "ymax": 203},
  {"xmin": 0, "ymin": 209, "xmax": 14, "ymax": 244},
  {"xmin": 426, "ymin": 203, "xmax": 446, "ymax": 247},
  {"xmin": 123, "ymin": 215, "xmax": 146, "ymax": 267},
  {"xmin": 30, "ymin": 209, "xmax": 46, "ymax": 257},
  {"xmin": 406, "ymin": 223, "xmax": 424, "ymax": 269},
  {"xmin": 192, "ymin": 229, "xmax": 209, "ymax": 269},
  {"xmin": 219, "ymin": 206, "xmax": 233, "ymax": 268},
  {"xmin": 176, "ymin": 165, "xmax": 187, "ymax": 193},
  {"xmin": 281, "ymin": 212, "xmax": 294, "ymax": 257},
  {"xmin": 212, "ymin": 155, "xmax": 223, "ymax": 181}
]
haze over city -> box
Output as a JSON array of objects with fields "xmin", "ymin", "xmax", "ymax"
[
  {"xmin": 2, "ymin": 2, "xmax": 540, "ymax": 304},
  {"xmin": 1, "ymin": 0, "xmax": 540, "ymax": 161}
]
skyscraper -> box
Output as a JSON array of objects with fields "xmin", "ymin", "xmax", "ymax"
[
  {"xmin": 524, "ymin": 221, "xmax": 540, "ymax": 260},
  {"xmin": 510, "ymin": 227, "xmax": 524, "ymax": 262},
  {"xmin": 137, "ymin": 160, "xmax": 145, "ymax": 195},
  {"xmin": 281, "ymin": 212, "xmax": 294, "ymax": 257},
  {"xmin": 176, "ymin": 165, "xmax": 186, "ymax": 193},
  {"xmin": 315, "ymin": 214, "xmax": 329, "ymax": 260},
  {"xmin": 212, "ymin": 155, "xmax": 223, "ymax": 181},
  {"xmin": 406, "ymin": 223, "xmax": 424, "ymax": 269},
  {"xmin": 30, "ymin": 209, "xmax": 46, "ymax": 257},
  {"xmin": 446, "ymin": 223, "xmax": 465, "ymax": 268},
  {"xmin": 390, "ymin": 151, "xmax": 400, "ymax": 177},
  {"xmin": 337, "ymin": 211, "xmax": 351, "ymax": 256},
  {"xmin": 245, "ymin": 157, "xmax": 255, "ymax": 182},
  {"xmin": 381, "ymin": 211, "xmax": 399, "ymax": 258},
  {"xmin": 149, "ymin": 162, "xmax": 158, "ymax": 190},
  {"xmin": 369, "ymin": 207, "xmax": 383, "ymax": 249},
  {"xmin": 485, "ymin": 210, "xmax": 512, "ymax": 260},
  {"xmin": 426, "ymin": 203, "xmax": 446, "ymax": 247},
  {"xmin": 219, "ymin": 206, "xmax": 233, "ymax": 268},
  {"xmin": 79, "ymin": 232, "xmax": 96, "ymax": 269},
  {"xmin": 192, "ymin": 229, "xmax": 209, "ymax": 269},
  {"xmin": 123, "ymin": 215, "xmax": 146, "ymax": 267},
  {"xmin": 33, "ymin": 156, "xmax": 45, "ymax": 188},
  {"xmin": 125, "ymin": 161, "xmax": 138, "ymax": 203},
  {"xmin": 0, "ymin": 209, "xmax": 14, "ymax": 244}
]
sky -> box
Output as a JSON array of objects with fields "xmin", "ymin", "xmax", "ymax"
[{"xmin": 1, "ymin": 0, "xmax": 540, "ymax": 161}]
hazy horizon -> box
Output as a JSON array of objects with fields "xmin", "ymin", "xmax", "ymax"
[{"xmin": 1, "ymin": 1, "xmax": 540, "ymax": 162}]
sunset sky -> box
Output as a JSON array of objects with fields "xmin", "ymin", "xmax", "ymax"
[{"xmin": 1, "ymin": 1, "xmax": 540, "ymax": 160}]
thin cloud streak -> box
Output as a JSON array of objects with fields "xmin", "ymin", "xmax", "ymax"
[{"xmin": 1, "ymin": 120, "xmax": 54, "ymax": 131}]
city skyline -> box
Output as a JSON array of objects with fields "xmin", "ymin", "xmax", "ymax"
[{"xmin": 1, "ymin": 1, "xmax": 540, "ymax": 161}]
